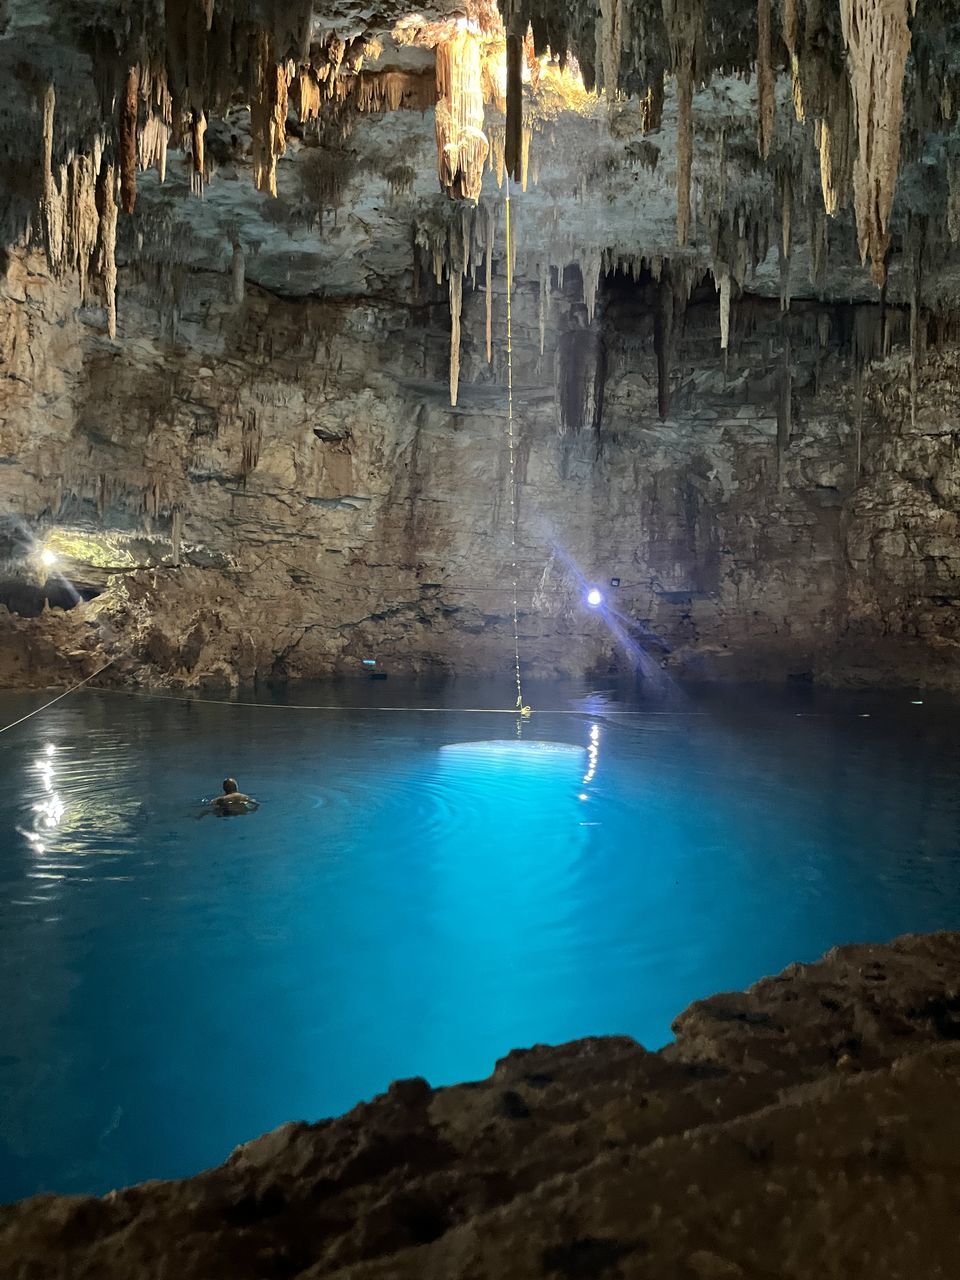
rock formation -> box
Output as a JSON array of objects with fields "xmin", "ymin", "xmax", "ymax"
[
  {"xmin": 1, "ymin": 0, "xmax": 959, "ymax": 688},
  {"xmin": 3, "ymin": 930, "xmax": 960, "ymax": 1277}
]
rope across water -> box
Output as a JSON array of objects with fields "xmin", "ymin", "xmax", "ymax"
[{"xmin": 0, "ymin": 659, "xmax": 116, "ymax": 736}]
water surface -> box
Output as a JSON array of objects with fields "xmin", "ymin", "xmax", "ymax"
[{"xmin": 1, "ymin": 677, "xmax": 958, "ymax": 1201}]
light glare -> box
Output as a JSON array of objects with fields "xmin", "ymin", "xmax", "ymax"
[
  {"xmin": 40, "ymin": 548, "xmax": 57, "ymax": 569},
  {"xmin": 586, "ymin": 588, "xmax": 603, "ymax": 608}
]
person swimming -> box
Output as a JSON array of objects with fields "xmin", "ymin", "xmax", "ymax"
[{"xmin": 211, "ymin": 778, "xmax": 258, "ymax": 817}]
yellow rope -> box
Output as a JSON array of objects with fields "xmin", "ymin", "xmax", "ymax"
[
  {"xmin": 504, "ymin": 177, "xmax": 531, "ymax": 719},
  {"xmin": 93, "ymin": 688, "xmax": 709, "ymax": 717}
]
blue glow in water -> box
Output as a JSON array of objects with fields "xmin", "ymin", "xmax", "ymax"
[{"xmin": 1, "ymin": 678, "xmax": 959, "ymax": 1202}]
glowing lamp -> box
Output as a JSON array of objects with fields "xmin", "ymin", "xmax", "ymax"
[
  {"xmin": 40, "ymin": 548, "xmax": 57, "ymax": 569},
  {"xmin": 586, "ymin": 588, "xmax": 603, "ymax": 608}
]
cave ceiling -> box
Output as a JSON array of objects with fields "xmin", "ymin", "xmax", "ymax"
[{"xmin": 2, "ymin": 0, "xmax": 960, "ymax": 386}]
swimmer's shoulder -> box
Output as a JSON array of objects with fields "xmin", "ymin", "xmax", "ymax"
[{"xmin": 212, "ymin": 792, "xmax": 258, "ymax": 814}]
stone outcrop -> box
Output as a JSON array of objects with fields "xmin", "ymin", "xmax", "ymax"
[{"xmin": 3, "ymin": 930, "xmax": 960, "ymax": 1278}]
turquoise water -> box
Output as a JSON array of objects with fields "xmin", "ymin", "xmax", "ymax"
[{"xmin": 1, "ymin": 678, "xmax": 959, "ymax": 1202}]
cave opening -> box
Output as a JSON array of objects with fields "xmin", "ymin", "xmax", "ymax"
[{"xmin": 0, "ymin": 579, "xmax": 101, "ymax": 617}]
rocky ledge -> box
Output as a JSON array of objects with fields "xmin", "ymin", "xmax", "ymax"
[{"xmin": 4, "ymin": 932, "xmax": 960, "ymax": 1279}]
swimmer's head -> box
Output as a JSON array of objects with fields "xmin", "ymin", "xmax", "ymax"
[{"xmin": 222, "ymin": 778, "xmax": 239, "ymax": 794}]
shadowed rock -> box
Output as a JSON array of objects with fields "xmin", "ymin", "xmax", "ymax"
[{"xmin": 3, "ymin": 931, "xmax": 960, "ymax": 1279}]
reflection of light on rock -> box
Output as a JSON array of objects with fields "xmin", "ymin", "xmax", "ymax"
[{"xmin": 45, "ymin": 743, "xmax": 56, "ymax": 756}]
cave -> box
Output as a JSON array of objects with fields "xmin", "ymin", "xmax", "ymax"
[{"xmin": 2, "ymin": 1, "xmax": 960, "ymax": 1274}]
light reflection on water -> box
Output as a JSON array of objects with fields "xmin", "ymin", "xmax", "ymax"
[{"xmin": 1, "ymin": 678, "xmax": 959, "ymax": 1201}]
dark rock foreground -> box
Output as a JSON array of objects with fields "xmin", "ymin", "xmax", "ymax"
[{"xmin": 4, "ymin": 931, "xmax": 960, "ymax": 1279}]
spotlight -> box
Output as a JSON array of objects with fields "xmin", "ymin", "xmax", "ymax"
[
  {"xmin": 40, "ymin": 548, "xmax": 57, "ymax": 569},
  {"xmin": 586, "ymin": 588, "xmax": 603, "ymax": 608}
]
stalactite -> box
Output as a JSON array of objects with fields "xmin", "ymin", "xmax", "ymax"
[
  {"xmin": 786, "ymin": 0, "xmax": 855, "ymax": 219},
  {"xmin": 520, "ymin": 125, "xmax": 532, "ymax": 192},
  {"xmin": 639, "ymin": 79, "xmax": 665, "ymax": 133},
  {"xmin": 71, "ymin": 153, "xmax": 101, "ymax": 304},
  {"xmin": 435, "ymin": 26, "xmax": 489, "ymax": 202},
  {"xmin": 140, "ymin": 111, "xmax": 170, "ymax": 181},
  {"xmin": 783, "ymin": 0, "xmax": 801, "ymax": 114},
  {"xmin": 241, "ymin": 411, "xmax": 263, "ymax": 483},
  {"xmin": 662, "ymin": 0, "xmax": 703, "ymax": 247},
  {"xmin": 674, "ymin": 71, "xmax": 694, "ymax": 246},
  {"xmin": 716, "ymin": 264, "xmax": 731, "ymax": 348},
  {"xmin": 580, "ymin": 249, "xmax": 602, "ymax": 323},
  {"xmin": 756, "ymin": 0, "xmax": 774, "ymax": 159},
  {"xmin": 120, "ymin": 65, "xmax": 139, "ymax": 214},
  {"xmin": 449, "ymin": 270, "xmax": 463, "ymax": 405},
  {"xmin": 779, "ymin": 239, "xmax": 791, "ymax": 312},
  {"xmin": 840, "ymin": 0, "xmax": 915, "ymax": 286},
  {"xmin": 485, "ymin": 202, "xmax": 494, "ymax": 363},
  {"xmin": 190, "ymin": 111, "xmax": 206, "ymax": 197},
  {"xmin": 504, "ymin": 21, "xmax": 524, "ymax": 184},
  {"xmin": 41, "ymin": 86, "xmax": 66, "ymax": 275},
  {"xmin": 298, "ymin": 69, "xmax": 322, "ymax": 122},
  {"xmin": 908, "ymin": 217, "xmax": 925, "ymax": 429},
  {"xmin": 250, "ymin": 35, "xmax": 289, "ymax": 197},
  {"xmin": 329, "ymin": 69, "xmax": 436, "ymax": 114},
  {"xmin": 100, "ymin": 164, "xmax": 118, "ymax": 340},
  {"xmin": 809, "ymin": 202, "xmax": 828, "ymax": 286},
  {"xmin": 171, "ymin": 508, "xmax": 184, "ymax": 567},
  {"xmin": 231, "ymin": 243, "xmax": 245, "ymax": 304},
  {"xmin": 539, "ymin": 261, "xmax": 549, "ymax": 356},
  {"xmin": 781, "ymin": 169, "xmax": 792, "ymax": 258},
  {"xmin": 599, "ymin": 0, "xmax": 623, "ymax": 103},
  {"xmin": 557, "ymin": 314, "xmax": 603, "ymax": 436}
]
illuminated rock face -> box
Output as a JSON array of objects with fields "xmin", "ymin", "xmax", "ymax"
[
  {"xmin": 2, "ymin": 0, "xmax": 960, "ymax": 688},
  {"xmin": 2, "ymin": 245, "xmax": 960, "ymax": 691},
  {"xmin": 3, "ymin": 931, "xmax": 960, "ymax": 1275}
]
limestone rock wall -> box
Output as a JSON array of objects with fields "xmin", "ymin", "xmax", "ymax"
[{"xmin": 1, "ymin": 248, "xmax": 959, "ymax": 689}]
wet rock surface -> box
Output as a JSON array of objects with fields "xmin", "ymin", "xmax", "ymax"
[{"xmin": 3, "ymin": 930, "xmax": 960, "ymax": 1278}]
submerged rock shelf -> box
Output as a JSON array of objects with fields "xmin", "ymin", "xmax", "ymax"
[{"xmin": 3, "ymin": 931, "xmax": 959, "ymax": 1278}]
